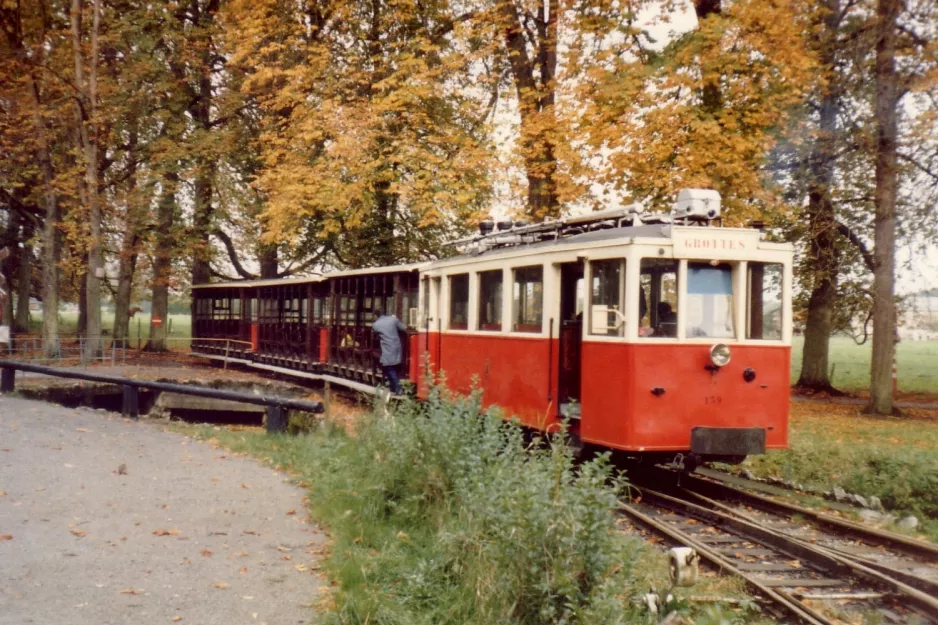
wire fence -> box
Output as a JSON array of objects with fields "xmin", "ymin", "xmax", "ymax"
[{"xmin": 0, "ymin": 335, "xmax": 195, "ymax": 367}]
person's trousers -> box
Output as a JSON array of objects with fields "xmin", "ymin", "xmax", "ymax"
[{"xmin": 381, "ymin": 364, "xmax": 401, "ymax": 394}]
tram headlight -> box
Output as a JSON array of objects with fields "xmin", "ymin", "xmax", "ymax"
[{"xmin": 709, "ymin": 343, "xmax": 731, "ymax": 368}]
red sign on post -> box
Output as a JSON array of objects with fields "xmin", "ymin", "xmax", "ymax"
[{"xmin": 152, "ymin": 317, "xmax": 163, "ymax": 327}]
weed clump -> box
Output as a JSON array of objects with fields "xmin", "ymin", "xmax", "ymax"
[{"xmin": 306, "ymin": 386, "xmax": 641, "ymax": 624}]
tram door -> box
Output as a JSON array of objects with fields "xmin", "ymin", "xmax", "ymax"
[{"xmin": 558, "ymin": 261, "xmax": 584, "ymax": 418}]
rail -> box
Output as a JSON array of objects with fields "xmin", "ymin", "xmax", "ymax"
[
  {"xmin": 0, "ymin": 359, "xmax": 323, "ymax": 433},
  {"xmin": 621, "ymin": 468, "xmax": 938, "ymax": 624}
]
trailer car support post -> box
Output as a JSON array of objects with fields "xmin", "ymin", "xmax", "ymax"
[
  {"xmin": 1, "ymin": 366, "xmax": 14, "ymax": 393},
  {"xmin": 122, "ymin": 385, "xmax": 139, "ymax": 419},
  {"xmin": 266, "ymin": 405, "xmax": 287, "ymax": 433}
]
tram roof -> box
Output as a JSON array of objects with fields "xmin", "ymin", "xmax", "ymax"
[
  {"xmin": 433, "ymin": 223, "xmax": 673, "ymax": 266},
  {"xmin": 190, "ymin": 262, "xmax": 426, "ymax": 291}
]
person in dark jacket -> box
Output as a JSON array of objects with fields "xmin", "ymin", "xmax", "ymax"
[{"xmin": 371, "ymin": 308, "xmax": 406, "ymax": 394}]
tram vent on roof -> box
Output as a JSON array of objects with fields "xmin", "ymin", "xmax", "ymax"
[{"xmin": 452, "ymin": 188, "xmax": 723, "ymax": 255}]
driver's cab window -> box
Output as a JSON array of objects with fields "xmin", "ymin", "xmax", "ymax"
[
  {"xmin": 686, "ymin": 262, "xmax": 735, "ymax": 338},
  {"xmin": 639, "ymin": 259, "xmax": 678, "ymax": 338}
]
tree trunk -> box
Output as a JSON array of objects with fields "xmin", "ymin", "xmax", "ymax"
[
  {"xmin": 867, "ymin": 0, "xmax": 900, "ymax": 415},
  {"xmin": 796, "ymin": 0, "xmax": 841, "ymax": 392},
  {"xmin": 259, "ymin": 244, "xmax": 278, "ymax": 280},
  {"xmin": 501, "ymin": 0, "xmax": 560, "ymax": 220},
  {"xmin": 147, "ymin": 174, "xmax": 177, "ymax": 351},
  {"xmin": 29, "ymin": 71, "xmax": 61, "ymax": 356},
  {"xmin": 14, "ymin": 234, "xmax": 32, "ymax": 333},
  {"xmin": 112, "ymin": 131, "xmax": 140, "ymax": 345},
  {"xmin": 189, "ymin": 43, "xmax": 216, "ymax": 286},
  {"xmin": 190, "ymin": 170, "xmax": 213, "ymax": 285},
  {"xmin": 77, "ymin": 273, "xmax": 87, "ymax": 336},
  {"xmin": 112, "ymin": 228, "xmax": 139, "ymax": 345},
  {"xmin": 1, "ymin": 237, "xmax": 13, "ymax": 334},
  {"xmin": 72, "ymin": 0, "xmax": 104, "ymax": 361}
]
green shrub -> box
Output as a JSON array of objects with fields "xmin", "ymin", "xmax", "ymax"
[{"xmin": 323, "ymin": 386, "xmax": 642, "ymax": 624}]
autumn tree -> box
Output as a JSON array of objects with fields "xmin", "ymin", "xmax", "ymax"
[
  {"xmin": 223, "ymin": 0, "xmax": 496, "ymax": 269},
  {"xmin": 866, "ymin": 0, "xmax": 938, "ymax": 413},
  {"xmin": 0, "ymin": 0, "xmax": 71, "ymax": 356},
  {"xmin": 571, "ymin": 0, "xmax": 815, "ymax": 223}
]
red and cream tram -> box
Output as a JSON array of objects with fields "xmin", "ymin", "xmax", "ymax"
[{"xmin": 191, "ymin": 189, "xmax": 793, "ymax": 464}]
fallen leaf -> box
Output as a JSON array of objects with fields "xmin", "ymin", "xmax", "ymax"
[
  {"xmin": 286, "ymin": 509, "xmax": 296, "ymax": 516},
  {"xmin": 235, "ymin": 552, "xmax": 249, "ymax": 557},
  {"xmin": 295, "ymin": 564, "xmax": 307, "ymax": 572},
  {"xmin": 76, "ymin": 428, "xmax": 89, "ymax": 433},
  {"xmin": 241, "ymin": 483, "xmax": 249, "ymax": 489},
  {"xmin": 173, "ymin": 617, "xmax": 183, "ymax": 622},
  {"xmin": 281, "ymin": 555, "xmax": 292, "ymax": 561},
  {"xmin": 200, "ymin": 549, "xmax": 213, "ymax": 557},
  {"xmin": 277, "ymin": 545, "xmax": 291, "ymax": 552},
  {"xmin": 120, "ymin": 589, "xmax": 143, "ymax": 595},
  {"xmin": 0, "ymin": 490, "xmax": 8, "ymax": 497},
  {"xmin": 213, "ymin": 582, "xmax": 229, "ymax": 590},
  {"xmin": 0, "ymin": 534, "xmax": 12, "ymax": 541},
  {"xmin": 152, "ymin": 529, "xmax": 181, "ymax": 536},
  {"xmin": 71, "ymin": 529, "xmax": 87, "ymax": 538},
  {"xmin": 240, "ymin": 567, "xmax": 248, "ymax": 574},
  {"xmin": 242, "ymin": 530, "xmax": 258, "ymax": 536}
]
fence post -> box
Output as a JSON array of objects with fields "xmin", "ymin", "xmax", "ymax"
[
  {"xmin": 1, "ymin": 367, "xmax": 14, "ymax": 393},
  {"xmin": 122, "ymin": 384, "xmax": 139, "ymax": 419},
  {"xmin": 323, "ymin": 380, "xmax": 331, "ymax": 420},
  {"xmin": 224, "ymin": 339, "xmax": 230, "ymax": 371},
  {"xmin": 266, "ymin": 405, "xmax": 287, "ymax": 433}
]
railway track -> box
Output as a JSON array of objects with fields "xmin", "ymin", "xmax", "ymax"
[{"xmin": 620, "ymin": 469, "xmax": 938, "ymax": 624}]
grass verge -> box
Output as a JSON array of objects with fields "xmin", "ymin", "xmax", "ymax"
[
  {"xmin": 740, "ymin": 400, "xmax": 938, "ymax": 541},
  {"xmin": 178, "ymin": 387, "xmax": 765, "ymax": 624}
]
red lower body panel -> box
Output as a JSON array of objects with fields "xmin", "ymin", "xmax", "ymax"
[
  {"xmin": 579, "ymin": 343, "xmax": 789, "ymax": 451},
  {"xmin": 415, "ymin": 333, "xmax": 560, "ymax": 430},
  {"xmin": 415, "ymin": 332, "xmax": 789, "ymax": 454}
]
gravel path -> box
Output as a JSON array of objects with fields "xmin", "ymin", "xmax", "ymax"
[{"xmin": 0, "ymin": 396, "xmax": 324, "ymax": 625}]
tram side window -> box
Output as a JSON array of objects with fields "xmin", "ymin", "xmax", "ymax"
[
  {"xmin": 449, "ymin": 274, "xmax": 469, "ymax": 330},
  {"xmin": 212, "ymin": 298, "xmax": 229, "ymax": 320},
  {"xmin": 312, "ymin": 298, "xmax": 323, "ymax": 324},
  {"xmin": 686, "ymin": 263, "xmax": 735, "ymax": 338},
  {"xmin": 639, "ymin": 259, "xmax": 678, "ymax": 338},
  {"xmin": 513, "ymin": 265, "xmax": 543, "ymax": 333},
  {"xmin": 590, "ymin": 259, "xmax": 624, "ymax": 337},
  {"xmin": 478, "ymin": 270, "xmax": 503, "ymax": 331},
  {"xmin": 231, "ymin": 298, "xmax": 241, "ymax": 320},
  {"xmin": 748, "ymin": 263, "xmax": 784, "ymax": 340}
]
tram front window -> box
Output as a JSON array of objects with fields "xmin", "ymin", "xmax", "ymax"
[
  {"xmin": 686, "ymin": 263, "xmax": 735, "ymax": 339},
  {"xmin": 639, "ymin": 259, "xmax": 678, "ymax": 338}
]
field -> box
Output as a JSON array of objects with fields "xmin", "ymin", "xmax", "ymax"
[
  {"xmin": 24, "ymin": 310, "xmax": 192, "ymax": 350},
  {"xmin": 790, "ymin": 335, "xmax": 938, "ymax": 393}
]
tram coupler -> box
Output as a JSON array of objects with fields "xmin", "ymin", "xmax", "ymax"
[{"xmin": 671, "ymin": 453, "xmax": 700, "ymax": 474}]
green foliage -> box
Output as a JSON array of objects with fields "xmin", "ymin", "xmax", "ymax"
[{"xmin": 200, "ymin": 387, "xmax": 646, "ymax": 624}]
